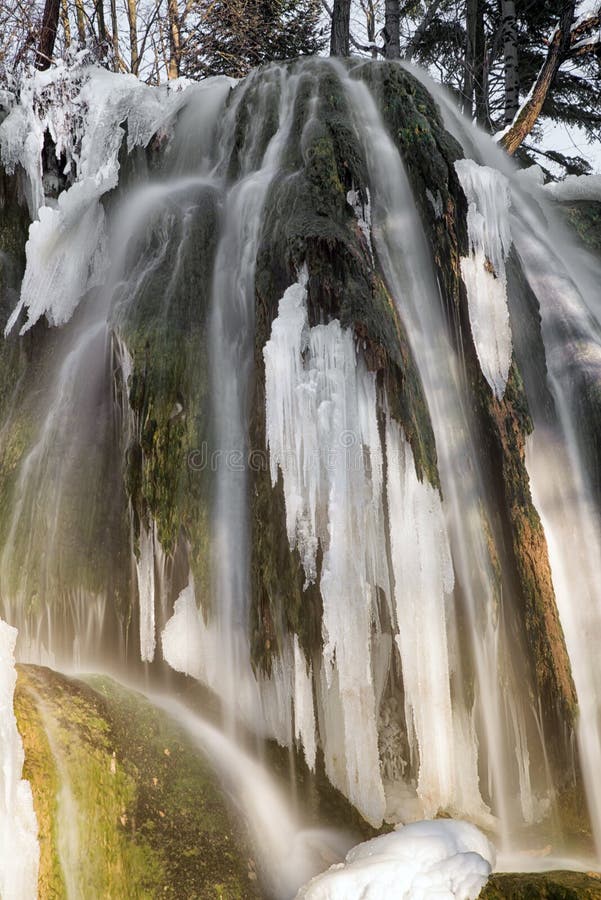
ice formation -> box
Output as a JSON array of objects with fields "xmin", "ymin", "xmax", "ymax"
[
  {"xmin": 385, "ymin": 417, "xmax": 456, "ymax": 816},
  {"xmin": 295, "ymin": 819, "xmax": 494, "ymax": 900},
  {"xmin": 264, "ymin": 270, "xmax": 387, "ymax": 825},
  {"xmin": 136, "ymin": 522, "xmax": 156, "ymax": 663},
  {"xmin": 347, "ymin": 187, "xmax": 374, "ymax": 259},
  {"xmin": 455, "ymin": 159, "xmax": 513, "ymax": 399},
  {"xmin": 0, "ymin": 620, "xmax": 39, "ymax": 900},
  {"xmin": 293, "ymin": 636, "xmax": 317, "ymax": 772},
  {"xmin": 0, "ymin": 61, "xmax": 190, "ymax": 334},
  {"xmin": 161, "ymin": 583, "xmax": 208, "ymax": 680}
]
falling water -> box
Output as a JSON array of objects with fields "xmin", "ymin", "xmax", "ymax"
[{"xmin": 1, "ymin": 56, "xmax": 601, "ymax": 894}]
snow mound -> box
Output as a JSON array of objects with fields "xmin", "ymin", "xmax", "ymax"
[
  {"xmin": 544, "ymin": 173, "xmax": 601, "ymax": 203},
  {"xmin": 0, "ymin": 619, "xmax": 39, "ymax": 899},
  {"xmin": 295, "ymin": 820, "xmax": 495, "ymax": 900}
]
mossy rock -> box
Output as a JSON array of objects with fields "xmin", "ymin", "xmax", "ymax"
[
  {"xmin": 14, "ymin": 665, "xmax": 259, "ymax": 899},
  {"xmin": 481, "ymin": 870, "xmax": 601, "ymax": 899}
]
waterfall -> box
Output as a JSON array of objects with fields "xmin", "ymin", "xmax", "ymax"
[{"xmin": 1, "ymin": 55, "xmax": 601, "ymax": 883}]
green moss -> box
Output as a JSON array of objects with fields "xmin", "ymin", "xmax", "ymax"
[
  {"xmin": 482, "ymin": 871, "xmax": 601, "ymax": 899},
  {"xmin": 15, "ymin": 665, "xmax": 258, "ymax": 899},
  {"xmin": 114, "ymin": 182, "xmax": 219, "ymax": 603}
]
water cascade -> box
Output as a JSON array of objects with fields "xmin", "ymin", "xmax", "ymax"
[{"xmin": 0, "ymin": 54, "xmax": 601, "ymax": 895}]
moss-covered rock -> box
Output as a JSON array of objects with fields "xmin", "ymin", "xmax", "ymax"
[
  {"xmin": 15, "ymin": 665, "xmax": 259, "ymax": 899},
  {"xmin": 482, "ymin": 870, "xmax": 601, "ymax": 899}
]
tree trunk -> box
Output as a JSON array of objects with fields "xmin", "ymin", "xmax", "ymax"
[
  {"xmin": 37, "ymin": 0, "xmax": 60, "ymax": 69},
  {"xmin": 500, "ymin": 1, "xmax": 576, "ymax": 155},
  {"xmin": 462, "ymin": 0, "xmax": 477, "ymax": 115},
  {"xmin": 167, "ymin": 0, "xmax": 181, "ymax": 79},
  {"xmin": 501, "ymin": 0, "xmax": 519, "ymax": 124},
  {"xmin": 61, "ymin": 0, "xmax": 71, "ymax": 48},
  {"xmin": 474, "ymin": 0, "xmax": 487, "ymax": 126},
  {"xmin": 75, "ymin": 0, "xmax": 86, "ymax": 44},
  {"xmin": 110, "ymin": 0, "xmax": 119, "ymax": 63},
  {"xmin": 96, "ymin": 0, "xmax": 107, "ymax": 53},
  {"xmin": 384, "ymin": 0, "xmax": 400, "ymax": 59},
  {"xmin": 127, "ymin": 0, "xmax": 139, "ymax": 74},
  {"xmin": 330, "ymin": 0, "xmax": 351, "ymax": 56}
]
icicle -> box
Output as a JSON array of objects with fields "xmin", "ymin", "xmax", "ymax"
[
  {"xmin": 293, "ymin": 636, "xmax": 316, "ymax": 772},
  {"xmin": 264, "ymin": 270, "xmax": 387, "ymax": 826},
  {"xmin": 0, "ymin": 620, "xmax": 39, "ymax": 900},
  {"xmin": 455, "ymin": 159, "xmax": 513, "ymax": 399},
  {"xmin": 0, "ymin": 62, "xmax": 192, "ymax": 334},
  {"xmin": 385, "ymin": 417, "xmax": 456, "ymax": 816},
  {"xmin": 135, "ymin": 522, "xmax": 156, "ymax": 663}
]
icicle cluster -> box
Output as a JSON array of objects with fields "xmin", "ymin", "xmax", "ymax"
[
  {"xmin": 455, "ymin": 159, "xmax": 513, "ymax": 399},
  {"xmin": 262, "ymin": 268, "xmax": 484, "ymax": 827},
  {"xmin": 0, "ymin": 61, "xmax": 189, "ymax": 335}
]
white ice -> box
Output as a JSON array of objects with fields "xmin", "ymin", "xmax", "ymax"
[
  {"xmin": 135, "ymin": 521, "xmax": 156, "ymax": 663},
  {"xmin": 455, "ymin": 159, "xmax": 513, "ymax": 399},
  {"xmin": 385, "ymin": 417, "xmax": 456, "ymax": 817},
  {"xmin": 0, "ymin": 61, "xmax": 192, "ymax": 334},
  {"xmin": 295, "ymin": 819, "xmax": 495, "ymax": 900},
  {"xmin": 264, "ymin": 270, "xmax": 387, "ymax": 825},
  {"xmin": 0, "ymin": 620, "xmax": 39, "ymax": 900}
]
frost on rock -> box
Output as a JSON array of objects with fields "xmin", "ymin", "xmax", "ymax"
[
  {"xmin": 347, "ymin": 187, "xmax": 374, "ymax": 259},
  {"xmin": 426, "ymin": 187, "xmax": 443, "ymax": 219},
  {"xmin": 295, "ymin": 819, "xmax": 495, "ymax": 900},
  {"xmin": 263, "ymin": 270, "xmax": 388, "ymax": 826},
  {"xmin": 0, "ymin": 620, "xmax": 39, "ymax": 900},
  {"xmin": 455, "ymin": 159, "xmax": 513, "ymax": 399},
  {"xmin": 0, "ymin": 60, "xmax": 189, "ymax": 335}
]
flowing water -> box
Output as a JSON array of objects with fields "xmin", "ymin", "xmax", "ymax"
[{"xmin": 1, "ymin": 56, "xmax": 601, "ymax": 893}]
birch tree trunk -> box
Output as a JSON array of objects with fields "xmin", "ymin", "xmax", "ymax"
[
  {"xmin": 60, "ymin": 0, "xmax": 71, "ymax": 48},
  {"xmin": 127, "ymin": 0, "xmax": 139, "ymax": 74},
  {"xmin": 462, "ymin": 0, "xmax": 477, "ymax": 115},
  {"xmin": 384, "ymin": 0, "xmax": 400, "ymax": 59},
  {"xmin": 500, "ymin": 1, "xmax": 576, "ymax": 154},
  {"xmin": 501, "ymin": 0, "xmax": 519, "ymax": 124},
  {"xmin": 167, "ymin": 0, "xmax": 181, "ymax": 79},
  {"xmin": 110, "ymin": 0, "xmax": 119, "ymax": 63},
  {"xmin": 75, "ymin": 0, "xmax": 86, "ymax": 44},
  {"xmin": 330, "ymin": 0, "xmax": 351, "ymax": 56}
]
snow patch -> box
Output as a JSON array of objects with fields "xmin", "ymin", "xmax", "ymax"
[
  {"xmin": 544, "ymin": 173, "xmax": 601, "ymax": 203},
  {"xmin": 455, "ymin": 159, "xmax": 513, "ymax": 399},
  {"xmin": 295, "ymin": 819, "xmax": 494, "ymax": 899},
  {"xmin": 0, "ymin": 619, "xmax": 39, "ymax": 900}
]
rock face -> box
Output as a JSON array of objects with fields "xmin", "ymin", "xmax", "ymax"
[
  {"xmin": 482, "ymin": 871, "xmax": 601, "ymax": 899},
  {"xmin": 0, "ymin": 57, "xmax": 599, "ymax": 849},
  {"xmin": 14, "ymin": 665, "xmax": 258, "ymax": 899}
]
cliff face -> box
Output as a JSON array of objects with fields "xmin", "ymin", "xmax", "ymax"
[{"xmin": 0, "ymin": 58, "xmax": 598, "ymax": 844}]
